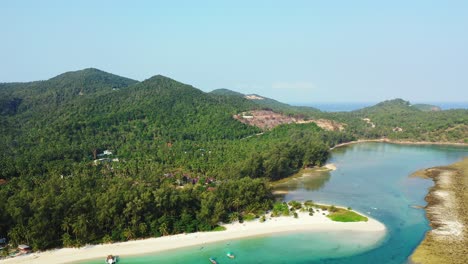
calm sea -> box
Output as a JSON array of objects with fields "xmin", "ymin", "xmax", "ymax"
[
  {"xmin": 292, "ymin": 102, "xmax": 468, "ymax": 112},
  {"xmin": 82, "ymin": 143, "xmax": 468, "ymax": 264}
]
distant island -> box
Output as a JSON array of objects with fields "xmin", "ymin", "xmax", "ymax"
[{"xmin": 0, "ymin": 68, "xmax": 467, "ymax": 261}]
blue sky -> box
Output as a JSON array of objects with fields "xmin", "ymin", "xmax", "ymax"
[{"xmin": 1, "ymin": 0, "xmax": 467, "ymax": 103}]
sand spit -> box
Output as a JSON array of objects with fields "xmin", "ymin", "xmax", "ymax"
[{"xmin": 330, "ymin": 139, "xmax": 468, "ymax": 150}]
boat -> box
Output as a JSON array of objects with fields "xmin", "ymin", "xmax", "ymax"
[
  {"xmin": 209, "ymin": 257, "xmax": 217, "ymax": 264},
  {"xmin": 227, "ymin": 252, "xmax": 235, "ymax": 259},
  {"xmin": 105, "ymin": 255, "xmax": 117, "ymax": 264}
]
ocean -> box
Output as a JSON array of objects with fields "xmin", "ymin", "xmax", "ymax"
[{"xmin": 292, "ymin": 102, "xmax": 468, "ymax": 112}]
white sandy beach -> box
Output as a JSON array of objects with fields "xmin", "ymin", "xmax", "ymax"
[
  {"xmin": 2, "ymin": 210, "xmax": 386, "ymax": 264},
  {"xmin": 324, "ymin": 163, "xmax": 337, "ymax": 171}
]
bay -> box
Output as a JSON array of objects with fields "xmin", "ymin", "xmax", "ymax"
[{"xmin": 82, "ymin": 143, "xmax": 468, "ymax": 264}]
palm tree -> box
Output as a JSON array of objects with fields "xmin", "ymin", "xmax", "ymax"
[
  {"xmin": 231, "ymin": 198, "xmax": 241, "ymax": 213},
  {"xmin": 159, "ymin": 223, "xmax": 169, "ymax": 236},
  {"xmin": 122, "ymin": 228, "xmax": 135, "ymax": 240},
  {"xmin": 61, "ymin": 217, "xmax": 72, "ymax": 234}
]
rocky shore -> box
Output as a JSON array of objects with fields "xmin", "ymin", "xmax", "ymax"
[{"xmin": 411, "ymin": 158, "xmax": 468, "ymax": 264}]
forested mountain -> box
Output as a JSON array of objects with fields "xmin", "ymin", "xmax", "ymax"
[
  {"xmin": 411, "ymin": 103, "xmax": 441, "ymax": 112},
  {"xmin": 0, "ymin": 69, "xmax": 348, "ymax": 251},
  {"xmin": 0, "ymin": 68, "xmax": 137, "ymax": 115},
  {"xmin": 209, "ymin": 88, "xmax": 320, "ymax": 116},
  {"xmin": 326, "ymin": 99, "xmax": 468, "ymax": 142},
  {"xmin": 209, "ymin": 91, "xmax": 468, "ymax": 143},
  {"xmin": 210, "ymin": 88, "xmax": 245, "ymax": 97},
  {"xmin": 0, "ymin": 70, "xmax": 466, "ymax": 252}
]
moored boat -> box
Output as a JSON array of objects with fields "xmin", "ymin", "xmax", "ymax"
[
  {"xmin": 209, "ymin": 257, "xmax": 217, "ymax": 264},
  {"xmin": 105, "ymin": 255, "xmax": 117, "ymax": 264},
  {"xmin": 227, "ymin": 252, "xmax": 235, "ymax": 259}
]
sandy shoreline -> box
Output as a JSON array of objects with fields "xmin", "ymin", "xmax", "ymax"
[
  {"xmin": 330, "ymin": 139, "xmax": 468, "ymax": 150},
  {"xmin": 2, "ymin": 210, "xmax": 386, "ymax": 264},
  {"xmin": 324, "ymin": 163, "xmax": 337, "ymax": 171},
  {"xmin": 410, "ymin": 158, "xmax": 468, "ymax": 264}
]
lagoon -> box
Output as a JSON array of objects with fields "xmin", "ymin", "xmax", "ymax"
[{"xmin": 83, "ymin": 143, "xmax": 468, "ymax": 264}]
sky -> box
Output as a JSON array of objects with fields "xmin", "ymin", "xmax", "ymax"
[{"xmin": 1, "ymin": 0, "xmax": 468, "ymax": 103}]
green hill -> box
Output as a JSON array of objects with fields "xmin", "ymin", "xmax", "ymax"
[
  {"xmin": 0, "ymin": 70, "xmax": 465, "ymax": 251},
  {"xmin": 411, "ymin": 103, "xmax": 442, "ymax": 112},
  {"xmin": 210, "ymin": 88, "xmax": 245, "ymax": 97},
  {"xmin": 0, "ymin": 68, "xmax": 137, "ymax": 114},
  {"xmin": 325, "ymin": 99, "xmax": 468, "ymax": 142},
  {"xmin": 354, "ymin": 98, "xmax": 416, "ymax": 114},
  {"xmin": 209, "ymin": 89, "xmax": 320, "ymax": 116},
  {"xmin": 0, "ymin": 73, "xmax": 264, "ymax": 180}
]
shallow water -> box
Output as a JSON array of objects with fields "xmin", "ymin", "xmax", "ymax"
[{"xmin": 82, "ymin": 143, "xmax": 468, "ymax": 264}]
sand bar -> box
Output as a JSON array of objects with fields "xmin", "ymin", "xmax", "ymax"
[
  {"xmin": 2, "ymin": 210, "xmax": 386, "ymax": 264},
  {"xmin": 330, "ymin": 138, "xmax": 468, "ymax": 150}
]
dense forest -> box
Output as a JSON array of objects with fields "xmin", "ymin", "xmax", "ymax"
[
  {"xmin": 0, "ymin": 68, "xmax": 466, "ymax": 251},
  {"xmin": 212, "ymin": 90, "xmax": 468, "ymax": 143},
  {"xmin": 327, "ymin": 99, "xmax": 468, "ymax": 142},
  {"xmin": 0, "ymin": 69, "xmax": 350, "ymax": 251}
]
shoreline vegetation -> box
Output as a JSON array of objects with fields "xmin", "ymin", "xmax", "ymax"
[
  {"xmin": 330, "ymin": 138, "xmax": 468, "ymax": 150},
  {"xmin": 410, "ymin": 157, "xmax": 468, "ymax": 264},
  {"xmin": 3, "ymin": 141, "xmax": 465, "ymax": 263},
  {"xmin": 1, "ymin": 203, "xmax": 385, "ymax": 264}
]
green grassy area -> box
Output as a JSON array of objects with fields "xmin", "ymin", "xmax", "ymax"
[
  {"xmin": 211, "ymin": 226, "xmax": 227, "ymax": 231},
  {"xmin": 327, "ymin": 209, "xmax": 368, "ymax": 222},
  {"xmin": 243, "ymin": 213, "xmax": 257, "ymax": 221}
]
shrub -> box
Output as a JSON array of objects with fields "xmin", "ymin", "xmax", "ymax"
[
  {"xmin": 212, "ymin": 226, "xmax": 227, "ymax": 231},
  {"xmin": 239, "ymin": 215, "xmax": 244, "ymax": 223},
  {"xmin": 102, "ymin": 234, "xmax": 112, "ymax": 244},
  {"xmin": 229, "ymin": 212, "xmax": 240, "ymax": 223},
  {"xmin": 288, "ymin": 200, "xmax": 302, "ymax": 210},
  {"xmin": 304, "ymin": 200, "xmax": 315, "ymax": 207},
  {"xmin": 243, "ymin": 213, "xmax": 256, "ymax": 221},
  {"xmin": 62, "ymin": 233, "xmax": 74, "ymax": 247},
  {"xmin": 272, "ymin": 202, "xmax": 290, "ymax": 216}
]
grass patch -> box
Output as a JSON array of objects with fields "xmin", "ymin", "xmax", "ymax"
[
  {"xmin": 243, "ymin": 213, "xmax": 257, "ymax": 221},
  {"xmin": 211, "ymin": 226, "xmax": 227, "ymax": 231},
  {"xmin": 271, "ymin": 202, "xmax": 290, "ymax": 217},
  {"xmin": 327, "ymin": 209, "xmax": 368, "ymax": 222}
]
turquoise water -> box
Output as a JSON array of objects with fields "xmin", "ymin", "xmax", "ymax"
[{"xmin": 82, "ymin": 143, "xmax": 468, "ymax": 264}]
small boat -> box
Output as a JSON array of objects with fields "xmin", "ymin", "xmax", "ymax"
[
  {"xmin": 209, "ymin": 257, "xmax": 217, "ymax": 264},
  {"xmin": 105, "ymin": 255, "xmax": 117, "ymax": 264},
  {"xmin": 227, "ymin": 252, "xmax": 235, "ymax": 259}
]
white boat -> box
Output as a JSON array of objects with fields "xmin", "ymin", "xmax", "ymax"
[{"xmin": 105, "ymin": 255, "xmax": 117, "ymax": 264}]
